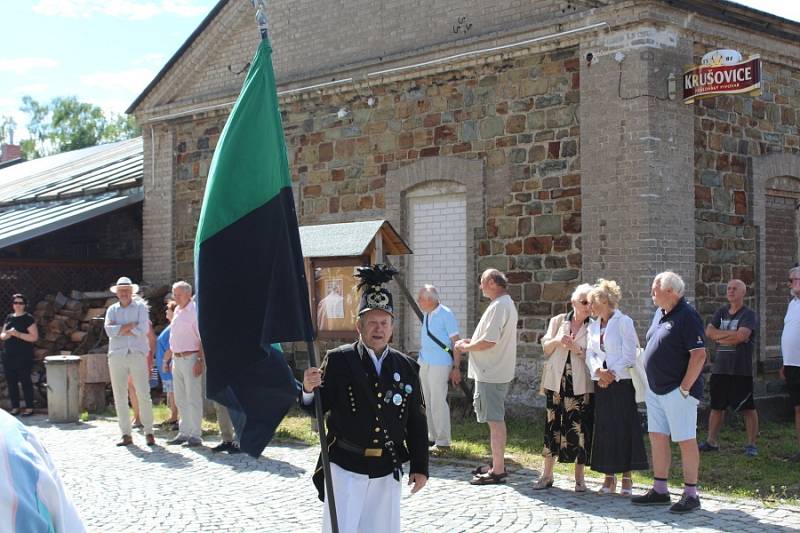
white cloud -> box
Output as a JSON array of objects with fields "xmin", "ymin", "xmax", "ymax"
[
  {"xmin": 131, "ymin": 52, "xmax": 166, "ymax": 67},
  {"xmin": 80, "ymin": 68, "xmax": 155, "ymax": 93},
  {"xmin": 15, "ymin": 84, "xmax": 49, "ymax": 95},
  {"xmin": 0, "ymin": 58, "xmax": 59, "ymax": 75},
  {"xmin": 32, "ymin": 0, "xmax": 210, "ymax": 20}
]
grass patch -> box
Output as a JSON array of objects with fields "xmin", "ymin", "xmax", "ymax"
[{"xmin": 272, "ymin": 407, "xmax": 800, "ymax": 505}]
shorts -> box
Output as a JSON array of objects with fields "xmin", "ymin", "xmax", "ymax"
[
  {"xmin": 785, "ymin": 365, "xmax": 800, "ymax": 407},
  {"xmin": 162, "ymin": 379, "xmax": 174, "ymax": 394},
  {"xmin": 473, "ymin": 381, "xmax": 510, "ymax": 423},
  {"xmin": 645, "ymin": 387, "xmax": 698, "ymax": 442},
  {"xmin": 709, "ymin": 374, "xmax": 755, "ymax": 411}
]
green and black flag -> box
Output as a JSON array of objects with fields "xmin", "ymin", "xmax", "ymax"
[{"xmin": 195, "ymin": 39, "xmax": 313, "ymax": 458}]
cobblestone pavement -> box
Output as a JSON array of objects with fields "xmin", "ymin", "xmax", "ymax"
[{"xmin": 24, "ymin": 416, "xmax": 800, "ymax": 532}]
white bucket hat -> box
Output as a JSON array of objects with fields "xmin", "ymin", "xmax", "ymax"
[{"xmin": 110, "ymin": 276, "xmax": 140, "ymax": 294}]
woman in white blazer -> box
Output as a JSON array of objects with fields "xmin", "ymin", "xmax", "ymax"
[
  {"xmin": 535, "ymin": 284, "xmax": 595, "ymax": 492},
  {"xmin": 586, "ymin": 279, "xmax": 648, "ymax": 496}
]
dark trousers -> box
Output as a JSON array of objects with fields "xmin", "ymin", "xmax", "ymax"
[{"xmin": 5, "ymin": 364, "xmax": 34, "ymax": 408}]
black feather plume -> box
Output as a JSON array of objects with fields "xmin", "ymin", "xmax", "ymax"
[{"xmin": 355, "ymin": 264, "xmax": 398, "ymax": 289}]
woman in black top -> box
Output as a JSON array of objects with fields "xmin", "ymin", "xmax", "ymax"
[{"xmin": 1, "ymin": 294, "xmax": 39, "ymax": 416}]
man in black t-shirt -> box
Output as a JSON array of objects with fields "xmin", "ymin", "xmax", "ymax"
[{"xmin": 701, "ymin": 280, "xmax": 759, "ymax": 457}]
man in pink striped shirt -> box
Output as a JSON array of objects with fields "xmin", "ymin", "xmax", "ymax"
[{"xmin": 164, "ymin": 281, "xmax": 205, "ymax": 447}]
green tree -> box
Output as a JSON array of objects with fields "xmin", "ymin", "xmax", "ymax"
[{"xmin": 18, "ymin": 96, "xmax": 140, "ymax": 159}]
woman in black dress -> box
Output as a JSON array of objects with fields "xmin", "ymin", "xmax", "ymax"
[
  {"xmin": 1, "ymin": 294, "xmax": 39, "ymax": 416},
  {"xmin": 586, "ymin": 279, "xmax": 648, "ymax": 496}
]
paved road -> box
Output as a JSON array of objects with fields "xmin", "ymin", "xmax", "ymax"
[{"xmin": 23, "ymin": 416, "xmax": 800, "ymax": 532}]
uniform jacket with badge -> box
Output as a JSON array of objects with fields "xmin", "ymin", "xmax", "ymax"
[{"xmin": 301, "ymin": 341, "xmax": 429, "ymax": 501}]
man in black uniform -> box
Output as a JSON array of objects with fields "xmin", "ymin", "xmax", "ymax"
[{"xmin": 302, "ymin": 265, "xmax": 428, "ymax": 533}]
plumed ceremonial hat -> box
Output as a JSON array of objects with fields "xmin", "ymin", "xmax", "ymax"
[{"xmin": 355, "ymin": 264, "xmax": 398, "ymax": 317}]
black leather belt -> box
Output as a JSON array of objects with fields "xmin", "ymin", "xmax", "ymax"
[{"xmin": 336, "ymin": 437, "xmax": 383, "ymax": 457}]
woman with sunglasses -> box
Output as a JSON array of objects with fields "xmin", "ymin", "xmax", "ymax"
[
  {"xmin": 586, "ymin": 279, "xmax": 648, "ymax": 496},
  {"xmin": 1, "ymin": 294, "xmax": 39, "ymax": 416},
  {"xmin": 535, "ymin": 283, "xmax": 595, "ymax": 491}
]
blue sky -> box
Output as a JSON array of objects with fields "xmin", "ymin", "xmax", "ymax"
[
  {"xmin": 0, "ymin": 0, "xmax": 798, "ymax": 144},
  {"xmin": 0, "ymin": 0, "xmax": 218, "ymax": 142}
]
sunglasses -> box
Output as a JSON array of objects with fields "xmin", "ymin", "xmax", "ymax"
[
  {"xmin": 790, "ymin": 279, "xmax": 800, "ymax": 283},
  {"xmin": 12, "ymin": 301, "xmax": 25, "ymax": 305}
]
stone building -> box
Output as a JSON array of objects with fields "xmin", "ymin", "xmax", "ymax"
[{"xmin": 128, "ymin": 0, "xmax": 800, "ymax": 409}]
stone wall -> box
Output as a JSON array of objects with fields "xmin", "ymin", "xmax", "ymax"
[
  {"xmin": 168, "ymin": 47, "xmax": 582, "ymax": 407},
  {"xmin": 693, "ymin": 51, "xmax": 800, "ymax": 327}
]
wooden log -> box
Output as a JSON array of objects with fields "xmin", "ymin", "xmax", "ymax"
[
  {"xmin": 70, "ymin": 331, "xmax": 88, "ymax": 343},
  {"xmin": 64, "ymin": 299, "xmax": 82, "ymax": 311},
  {"xmin": 54, "ymin": 292, "xmax": 68, "ymax": 309},
  {"xmin": 80, "ymin": 291, "xmax": 114, "ymax": 300},
  {"xmin": 80, "ymin": 382, "xmax": 107, "ymax": 413},
  {"xmin": 47, "ymin": 320, "xmax": 65, "ymax": 333},
  {"xmin": 34, "ymin": 348, "xmax": 49, "ymax": 361},
  {"xmin": 83, "ymin": 308, "xmax": 107, "ymax": 321},
  {"xmin": 44, "ymin": 330, "xmax": 61, "ymax": 342},
  {"xmin": 80, "ymin": 353, "xmax": 110, "ymax": 383}
]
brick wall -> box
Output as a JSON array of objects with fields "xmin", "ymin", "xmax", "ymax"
[
  {"xmin": 764, "ymin": 195, "xmax": 797, "ymax": 355},
  {"xmin": 143, "ymin": 126, "xmax": 176, "ymax": 286},
  {"xmin": 135, "ymin": 0, "xmax": 596, "ymax": 119},
  {"xmin": 693, "ymin": 52, "xmax": 800, "ymax": 321},
  {"xmin": 580, "ymin": 26, "xmax": 696, "ymax": 335},
  {"xmin": 406, "ymin": 191, "xmax": 468, "ymax": 351}
]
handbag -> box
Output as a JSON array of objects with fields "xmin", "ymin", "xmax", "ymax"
[
  {"xmin": 618, "ymin": 315, "xmax": 648, "ymax": 403},
  {"xmin": 630, "ymin": 346, "xmax": 649, "ymax": 403}
]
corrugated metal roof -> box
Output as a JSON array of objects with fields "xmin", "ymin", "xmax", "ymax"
[
  {"xmin": 0, "ymin": 138, "xmax": 144, "ymax": 249},
  {"xmin": 299, "ymin": 220, "xmax": 412, "ymax": 258},
  {"xmin": 0, "ymin": 138, "xmax": 142, "ymax": 205},
  {"xmin": 0, "ymin": 192, "xmax": 143, "ymax": 249}
]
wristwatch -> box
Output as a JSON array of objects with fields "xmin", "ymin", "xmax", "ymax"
[{"xmin": 679, "ymin": 387, "xmax": 690, "ymax": 398}]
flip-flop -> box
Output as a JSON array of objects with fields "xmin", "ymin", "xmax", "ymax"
[
  {"xmin": 471, "ymin": 464, "xmax": 492, "ymax": 476},
  {"xmin": 470, "ymin": 471, "xmax": 508, "ymax": 485}
]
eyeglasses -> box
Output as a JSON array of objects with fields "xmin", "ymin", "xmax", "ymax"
[
  {"xmin": 12, "ymin": 301, "xmax": 25, "ymax": 305},
  {"xmin": 789, "ymin": 278, "xmax": 800, "ymax": 283}
]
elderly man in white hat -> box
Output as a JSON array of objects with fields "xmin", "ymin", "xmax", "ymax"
[{"xmin": 104, "ymin": 277, "xmax": 155, "ymax": 447}]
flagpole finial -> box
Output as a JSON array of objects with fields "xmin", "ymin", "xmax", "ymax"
[{"xmin": 253, "ymin": 0, "xmax": 269, "ymax": 41}]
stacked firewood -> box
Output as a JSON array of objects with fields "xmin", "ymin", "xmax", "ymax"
[{"xmin": 31, "ymin": 287, "xmax": 171, "ymax": 360}]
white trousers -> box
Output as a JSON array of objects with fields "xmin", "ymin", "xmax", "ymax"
[
  {"xmin": 420, "ymin": 362, "xmax": 452, "ymax": 446},
  {"xmin": 108, "ymin": 352, "xmax": 153, "ymax": 437},
  {"xmin": 172, "ymin": 354, "xmax": 203, "ymax": 440},
  {"xmin": 322, "ymin": 462, "xmax": 401, "ymax": 533},
  {"xmin": 213, "ymin": 402, "xmax": 236, "ymax": 443}
]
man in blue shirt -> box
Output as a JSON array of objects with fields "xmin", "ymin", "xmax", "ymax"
[
  {"xmin": 417, "ymin": 285, "xmax": 460, "ymax": 450},
  {"xmin": 633, "ymin": 272, "xmax": 706, "ymax": 514}
]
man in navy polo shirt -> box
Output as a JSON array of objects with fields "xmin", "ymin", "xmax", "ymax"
[{"xmin": 632, "ymin": 271, "xmax": 706, "ymax": 514}]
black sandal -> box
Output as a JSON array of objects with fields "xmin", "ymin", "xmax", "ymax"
[{"xmin": 470, "ymin": 471, "xmax": 508, "ymax": 485}]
